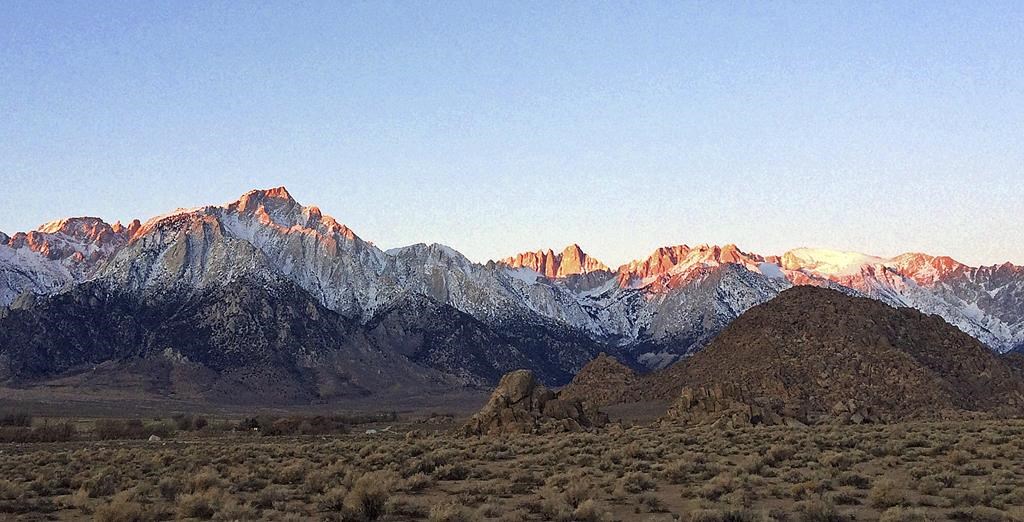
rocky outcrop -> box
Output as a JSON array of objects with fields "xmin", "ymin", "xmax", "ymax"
[
  {"xmin": 616, "ymin": 245, "xmax": 692, "ymax": 287},
  {"xmin": 664, "ymin": 384, "xmax": 881, "ymax": 428},
  {"xmin": 559, "ymin": 353, "xmax": 640, "ymax": 406},
  {"xmin": 462, "ymin": 370, "xmax": 608, "ymax": 436},
  {"xmin": 666, "ymin": 384, "xmax": 796, "ymax": 428},
  {"xmin": 826, "ymin": 398, "xmax": 881, "ymax": 425}
]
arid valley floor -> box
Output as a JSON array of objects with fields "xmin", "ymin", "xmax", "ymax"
[{"xmin": 4, "ymin": 410, "xmax": 1024, "ymax": 522}]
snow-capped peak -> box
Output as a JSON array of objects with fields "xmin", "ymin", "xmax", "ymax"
[
  {"xmin": 36, "ymin": 217, "xmax": 118, "ymax": 239},
  {"xmin": 781, "ymin": 248, "xmax": 889, "ymax": 276}
]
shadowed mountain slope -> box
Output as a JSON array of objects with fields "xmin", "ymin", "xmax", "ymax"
[{"xmin": 0, "ymin": 278, "xmax": 460, "ymax": 403}]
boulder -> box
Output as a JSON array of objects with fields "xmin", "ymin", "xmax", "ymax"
[
  {"xmin": 501, "ymin": 370, "xmax": 537, "ymax": 404},
  {"xmin": 542, "ymin": 398, "xmax": 581, "ymax": 420},
  {"xmin": 462, "ymin": 370, "xmax": 608, "ymax": 436}
]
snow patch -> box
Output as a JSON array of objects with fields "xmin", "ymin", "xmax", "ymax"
[
  {"xmin": 637, "ymin": 350, "xmax": 681, "ymax": 370},
  {"xmin": 505, "ymin": 267, "xmax": 541, "ymax": 285},
  {"xmin": 757, "ymin": 262, "xmax": 786, "ymax": 279}
]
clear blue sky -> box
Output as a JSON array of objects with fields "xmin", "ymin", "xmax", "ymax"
[{"xmin": 2, "ymin": 1, "xmax": 1022, "ymax": 267}]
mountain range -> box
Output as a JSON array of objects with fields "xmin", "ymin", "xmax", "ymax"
[{"xmin": 2, "ymin": 187, "xmax": 1023, "ymax": 400}]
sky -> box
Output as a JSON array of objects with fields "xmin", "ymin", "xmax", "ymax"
[{"xmin": 1, "ymin": 1, "xmax": 1023, "ymax": 268}]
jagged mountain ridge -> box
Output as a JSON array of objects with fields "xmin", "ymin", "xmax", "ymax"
[
  {"xmin": 1, "ymin": 189, "xmax": 621, "ymax": 391},
  {"xmin": 2, "ymin": 186, "xmax": 1023, "ymax": 381},
  {"xmin": 0, "ymin": 217, "xmax": 138, "ymax": 306}
]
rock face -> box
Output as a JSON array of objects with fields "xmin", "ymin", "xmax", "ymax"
[
  {"xmin": 657, "ymin": 286, "xmax": 1024, "ymax": 426},
  {"xmin": 462, "ymin": 370, "xmax": 608, "ymax": 436},
  {"xmin": 500, "ymin": 244, "xmax": 610, "ymax": 278},
  {"xmin": 365, "ymin": 293, "xmax": 604, "ymax": 386}
]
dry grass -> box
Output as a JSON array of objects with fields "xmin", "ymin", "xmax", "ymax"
[{"xmin": 3, "ymin": 418, "xmax": 1024, "ymax": 520}]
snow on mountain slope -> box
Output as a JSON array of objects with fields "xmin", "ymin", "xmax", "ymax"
[
  {"xmin": 498, "ymin": 243, "xmax": 803, "ymax": 366},
  {"xmin": 630, "ymin": 263, "xmax": 792, "ymax": 368},
  {"xmin": 922, "ymin": 263, "xmax": 1024, "ymax": 352},
  {"xmin": 383, "ymin": 243, "xmax": 632, "ymax": 341},
  {"xmin": 91, "ymin": 190, "xmax": 618, "ymax": 340},
  {"xmin": 96, "ymin": 211, "xmax": 282, "ymax": 297},
  {"xmin": 0, "ymin": 243, "xmax": 74, "ymax": 306},
  {"xmin": 887, "ymin": 253, "xmax": 969, "ymax": 285}
]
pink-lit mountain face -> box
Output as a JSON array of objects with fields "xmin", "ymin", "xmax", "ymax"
[
  {"xmin": 500, "ymin": 244, "xmax": 610, "ymax": 279},
  {"xmin": 0, "ymin": 217, "xmax": 140, "ymax": 305},
  {"xmin": 3, "ymin": 187, "xmax": 1023, "ymax": 372}
]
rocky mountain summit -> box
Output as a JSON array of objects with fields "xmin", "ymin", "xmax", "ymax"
[
  {"xmin": 462, "ymin": 370, "xmax": 608, "ymax": 436},
  {"xmin": 0, "ymin": 217, "xmax": 138, "ymax": 305},
  {"xmin": 500, "ymin": 244, "xmax": 610, "ymax": 278}
]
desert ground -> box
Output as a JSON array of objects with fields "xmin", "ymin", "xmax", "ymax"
[{"xmin": 3, "ymin": 406, "xmax": 1024, "ymax": 522}]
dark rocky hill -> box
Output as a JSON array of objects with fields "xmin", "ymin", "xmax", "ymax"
[
  {"xmin": 566, "ymin": 286, "xmax": 1024, "ymax": 424},
  {"xmin": 660, "ymin": 286, "xmax": 1024, "ymax": 423}
]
